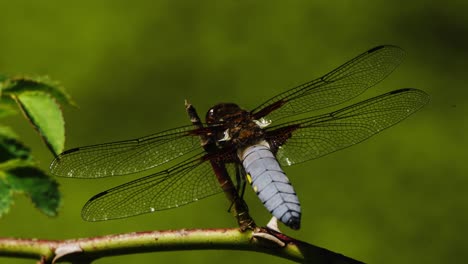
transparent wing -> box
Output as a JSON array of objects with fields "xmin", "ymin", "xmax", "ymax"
[
  {"xmin": 252, "ymin": 45, "xmax": 405, "ymax": 122},
  {"xmin": 81, "ymin": 152, "xmax": 225, "ymax": 221},
  {"xmin": 50, "ymin": 125, "xmax": 202, "ymax": 178},
  {"xmin": 265, "ymin": 88, "xmax": 429, "ymax": 167}
]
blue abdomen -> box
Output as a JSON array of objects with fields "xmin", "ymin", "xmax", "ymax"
[{"xmin": 239, "ymin": 141, "xmax": 301, "ymax": 230}]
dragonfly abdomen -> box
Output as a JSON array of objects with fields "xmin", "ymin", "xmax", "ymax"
[{"xmin": 239, "ymin": 141, "xmax": 301, "ymax": 230}]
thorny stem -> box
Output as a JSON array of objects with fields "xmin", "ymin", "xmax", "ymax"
[{"xmin": 0, "ymin": 227, "xmax": 364, "ymax": 264}]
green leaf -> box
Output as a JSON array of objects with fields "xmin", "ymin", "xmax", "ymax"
[
  {"xmin": 0, "ymin": 159, "xmax": 35, "ymax": 171},
  {"xmin": 14, "ymin": 91, "xmax": 65, "ymax": 156},
  {"xmin": 2, "ymin": 75, "xmax": 75, "ymax": 106},
  {"xmin": 0, "ymin": 103, "xmax": 18, "ymax": 118},
  {"xmin": 0, "ymin": 126, "xmax": 60, "ymax": 218},
  {"xmin": 0, "ymin": 125, "xmax": 19, "ymax": 139},
  {"xmin": 0, "ymin": 74, "xmax": 6, "ymax": 96},
  {"xmin": 0, "ymin": 133, "xmax": 31, "ymax": 163},
  {"xmin": 0, "ymin": 176, "xmax": 13, "ymax": 217},
  {"xmin": 0, "ymin": 75, "xmax": 72, "ymax": 156},
  {"xmin": 5, "ymin": 167, "xmax": 61, "ymax": 217},
  {"xmin": 0, "ymin": 74, "xmax": 64, "ymax": 218}
]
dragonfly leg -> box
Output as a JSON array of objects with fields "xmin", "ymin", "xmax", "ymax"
[
  {"xmin": 235, "ymin": 165, "xmax": 242, "ymax": 193},
  {"xmin": 186, "ymin": 101, "xmax": 256, "ymax": 231},
  {"xmin": 228, "ymin": 165, "xmax": 249, "ymax": 211},
  {"xmin": 238, "ymin": 166, "xmax": 248, "ymax": 199},
  {"xmin": 227, "ymin": 200, "xmax": 235, "ymax": 213}
]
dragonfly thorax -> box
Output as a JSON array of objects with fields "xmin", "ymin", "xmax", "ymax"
[{"xmin": 206, "ymin": 103, "xmax": 264, "ymax": 147}]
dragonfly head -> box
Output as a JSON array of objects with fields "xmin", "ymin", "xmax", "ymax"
[{"xmin": 205, "ymin": 103, "xmax": 248, "ymax": 126}]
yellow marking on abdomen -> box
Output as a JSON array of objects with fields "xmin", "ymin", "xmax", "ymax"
[{"xmin": 246, "ymin": 174, "xmax": 258, "ymax": 192}]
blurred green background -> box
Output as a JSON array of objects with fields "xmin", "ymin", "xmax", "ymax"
[{"xmin": 1, "ymin": 0, "xmax": 466, "ymax": 263}]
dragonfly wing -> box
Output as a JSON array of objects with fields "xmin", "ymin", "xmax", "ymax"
[
  {"xmin": 50, "ymin": 125, "xmax": 203, "ymax": 178},
  {"xmin": 81, "ymin": 152, "xmax": 225, "ymax": 221},
  {"xmin": 265, "ymin": 89, "xmax": 429, "ymax": 167},
  {"xmin": 252, "ymin": 45, "xmax": 405, "ymax": 122}
]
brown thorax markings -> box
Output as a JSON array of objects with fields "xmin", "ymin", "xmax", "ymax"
[{"xmin": 205, "ymin": 103, "xmax": 271, "ymax": 149}]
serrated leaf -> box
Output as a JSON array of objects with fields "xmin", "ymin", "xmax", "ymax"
[
  {"xmin": 0, "ymin": 176, "xmax": 13, "ymax": 217},
  {"xmin": 0, "ymin": 134, "xmax": 31, "ymax": 163},
  {"xmin": 6, "ymin": 167, "xmax": 61, "ymax": 216},
  {"xmin": 2, "ymin": 76, "xmax": 75, "ymax": 106},
  {"xmin": 14, "ymin": 91, "xmax": 65, "ymax": 156}
]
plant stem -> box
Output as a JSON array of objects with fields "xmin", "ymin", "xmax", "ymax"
[{"xmin": 0, "ymin": 227, "xmax": 364, "ymax": 264}]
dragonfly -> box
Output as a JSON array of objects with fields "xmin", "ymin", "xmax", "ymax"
[{"xmin": 50, "ymin": 45, "xmax": 429, "ymax": 231}]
